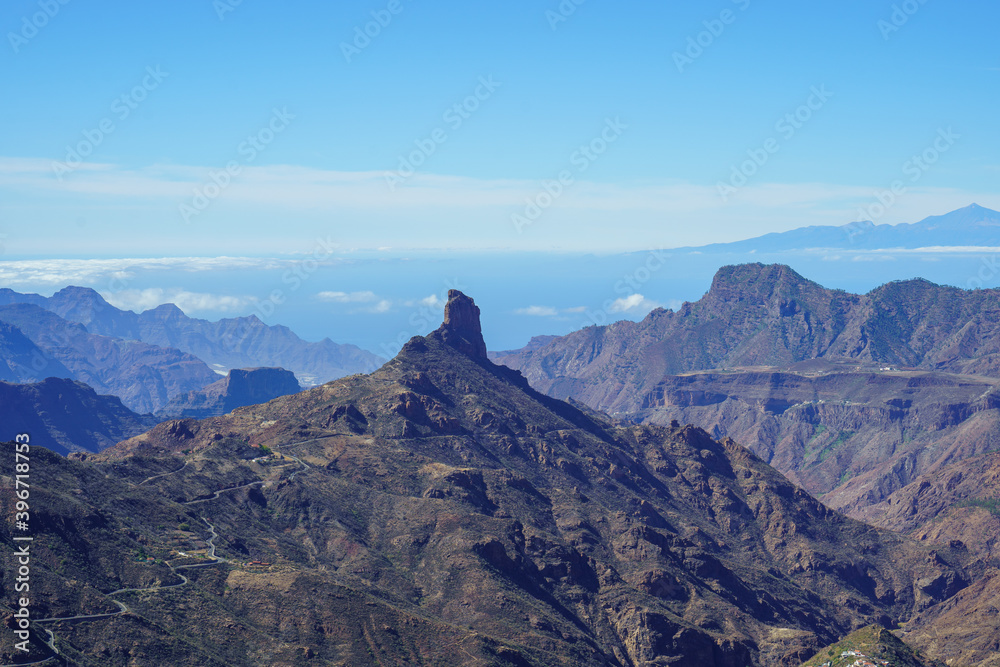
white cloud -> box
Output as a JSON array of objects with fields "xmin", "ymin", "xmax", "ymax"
[
  {"xmin": 316, "ymin": 290, "xmax": 379, "ymax": 303},
  {"xmin": 102, "ymin": 288, "xmax": 255, "ymax": 315},
  {"xmin": 0, "ymin": 257, "xmax": 292, "ymax": 287},
  {"xmin": 419, "ymin": 294, "xmax": 444, "ymax": 308},
  {"xmin": 609, "ymin": 293, "xmax": 661, "ymax": 314},
  {"xmin": 852, "ymin": 255, "xmax": 897, "ymax": 262},
  {"xmin": 515, "ymin": 305, "xmax": 560, "ymax": 317},
  {"xmin": 315, "ymin": 291, "xmax": 404, "ymax": 314},
  {"xmin": 2, "ymin": 156, "xmax": 998, "ymax": 253},
  {"xmin": 395, "ymin": 294, "xmax": 446, "ymax": 309}
]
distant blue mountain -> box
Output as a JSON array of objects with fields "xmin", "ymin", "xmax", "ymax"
[
  {"xmin": 0, "ymin": 286, "xmax": 385, "ymax": 388},
  {"xmin": 676, "ymin": 204, "xmax": 1000, "ymax": 253}
]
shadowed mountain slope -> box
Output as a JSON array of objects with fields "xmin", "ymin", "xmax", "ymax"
[
  {"xmin": 0, "ymin": 319, "xmax": 73, "ymax": 383},
  {"xmin": 0, "ymin": 377, "xmax": 157, "ymax": 455}
]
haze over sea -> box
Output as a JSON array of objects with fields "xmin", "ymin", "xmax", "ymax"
[{"xmin": 2, "ymin": 228, "xmax": 999, "ymax": 355}]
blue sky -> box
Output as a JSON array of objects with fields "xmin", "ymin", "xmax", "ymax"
[
  {"xmin": 1, "ymin": 0, "xmax": 997, "ymax": 257},
  {"xmin": 1, "ymin": 1, "xmax": 998, "ymax": 351}
]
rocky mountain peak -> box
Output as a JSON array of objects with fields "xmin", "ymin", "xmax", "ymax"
[
  {"xmin": 51, "ymin": 285, "xmax": 108, "ymax": 304},
  {"xmin": 145, "ymin": 302, "xmax": 186, "ymax": 318},
  {"xmin": 432, "ymin": 289, "xmax": 488, "ymax": 358},
  {"xmin": 706, "ymin": 263, "xmax": 824, "ymax": 305}
]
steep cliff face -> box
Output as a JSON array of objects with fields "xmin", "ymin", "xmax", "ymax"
[
  {"xmin": 0, "ymin": 320, "xmax": 73, "ymax": 383},
  {"xmin": 620, "ymin": 369, "xmax": 1000, "ymax": 512},
  {"xmin": 495, "ymin": 264, "xmax": 1000, "ymax": 411},
  {"xmin": 431, "ymin": 289, "xmax": 489, "ymax": 358},
  {"xmin": 158, "ymin": 367, "xmax": 302, "ymax": 418},
  {"xmin": 494, "ymin": 264, "xmax": 1000, "ymax": 514},
  {"xmin": 0, "ymin": 377, "xmax": 156, "ymax": 454}
]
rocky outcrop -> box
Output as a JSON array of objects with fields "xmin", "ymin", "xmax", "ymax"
[
  {"xmin": 798, "ymin": 624, "xmax": 945, "ymax": 667},
  {"xmin": 158, "ymin": 367, "xmax": 302, "ymax": 418},
  {"xmin": 430, "ymin": 290, "xmax": 488, "ymax": 358}
]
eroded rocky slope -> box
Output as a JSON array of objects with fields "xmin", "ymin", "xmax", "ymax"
[{"xmin": 2, "ymin": 292, "xmax": 976, "ymax": 666}]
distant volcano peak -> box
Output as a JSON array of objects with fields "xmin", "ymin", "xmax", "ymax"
[{"xmin": 432, "ymin": 290, "xmax": 488, "ymax": 358}]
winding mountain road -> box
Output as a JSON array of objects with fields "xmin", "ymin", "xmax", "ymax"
[
  {"xmin": 138, "ymin": 460, "xmax": 189, "ymax": 485},
  {"xmin": 2, "ymin": 444, "xmax": 311, "ymax": 664},
  {"xmin": 182, "ymin": 480, "xmax": 264, "ymax": 505}
]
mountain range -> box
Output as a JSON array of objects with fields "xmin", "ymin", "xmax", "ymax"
[
  {"xmin": 0, "ymin": 303, "xmax": 220, "ymax": 414},
  {"xmin": 0, "ymin": 287, "xmax": 383, "ymax": 413},
  {"xmin": 496, "ymin": 262, "xmax": 1000, "ymax": 390},
  {"xmin": 494, "ymin": 264, "xmax": 1000, "ymax": 520},
  {"xmin": 0, "ymin": 291, "xmax": 985, "ymax": 666},
  {"xmin": 5, "ymin": 207, "xmax": 1000, "ymax": 664},
  {"xmin": 674, "ymin": 203, "xmax": 1000, "ymax": 253},
  {"xmin": 0, "ymin": 286, "xmax": 384, "ymax": 387}
]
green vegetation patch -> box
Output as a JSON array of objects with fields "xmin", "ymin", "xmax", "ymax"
[
  {"xmin": 954, "ymin": 498, "xmax": 1000, "ymax": 517},
  {"xmin": 799, "ymin": 624, "xmax": 944, "ymax": 667}
]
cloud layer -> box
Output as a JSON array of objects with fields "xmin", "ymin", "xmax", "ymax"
[{"xmin": 3, "ymin": 157, "xmax": 998, "ymax": 254}]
